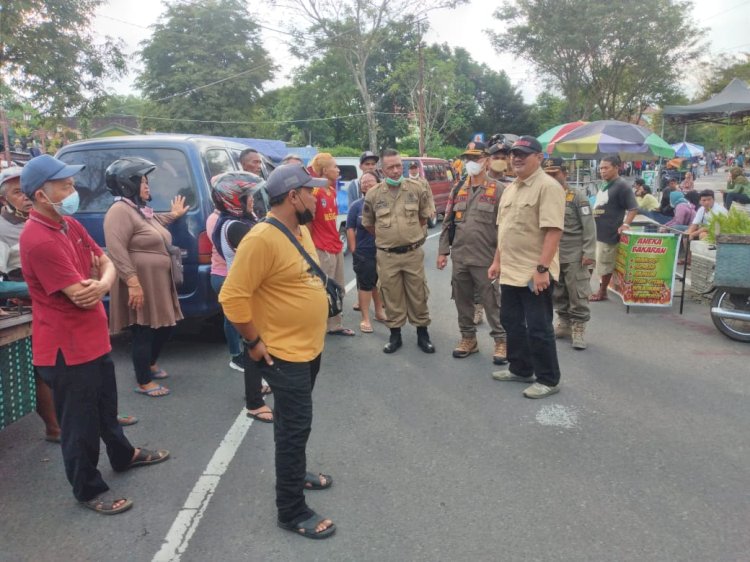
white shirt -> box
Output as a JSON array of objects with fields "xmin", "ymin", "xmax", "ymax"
[{"xmin": 692, "ymin": 202, "xmax": 728, "ymax": 225}]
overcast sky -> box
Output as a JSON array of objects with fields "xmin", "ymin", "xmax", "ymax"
[{"xmin": 93, "ymin": 0, "xmax": 750, "ymax": 103}]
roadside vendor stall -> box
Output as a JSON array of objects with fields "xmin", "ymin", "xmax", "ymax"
[{"xmin": 0, "ymin": 307, "xmax": 35, "ymax": 430}]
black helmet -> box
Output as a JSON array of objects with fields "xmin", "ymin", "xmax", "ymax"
[{"xmin": 105, "ymin": 157, "xmax": 157, "ymax": 199}]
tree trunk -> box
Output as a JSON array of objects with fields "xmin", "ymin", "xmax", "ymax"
[{"xmin": 347, "ymin": 52, "xmax": 378, "ymax": 153}]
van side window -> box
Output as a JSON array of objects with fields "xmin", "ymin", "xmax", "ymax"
[
  {"xmin": 338, "ymin": 165, "xmax": 358, "ymax": 182},
  {"xmin": 57, "ymin": 148, "xmax": 195, "ymax": 213},
  {"xmin": 206, "ymin": 149, "xmax": 234, "ymax": 178},
  {"xmin": 425, "ymin": 165, "xmax": 437, "ymax": 182}
]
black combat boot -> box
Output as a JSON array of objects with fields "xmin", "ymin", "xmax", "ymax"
[
  {"xmin": 383, "ymin": 328, "xmax": 403, "ymax": 354},
  {"xmin": 416, "ymin": 326, "xmax": 435, "ymax": 354}
]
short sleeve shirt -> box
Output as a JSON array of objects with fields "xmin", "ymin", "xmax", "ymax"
[
  {"xmin": 593, "ymin": 178, "xmax": 638, "ymax": 244},
  {"xmin": 19, "ymin": 210, "xmax": 111, "ymax": 366},
  {"xmin": 346, "ymin": 198, "xmax": 376, "ymax": 258},
  {"xmin": 496, "ymin": 168, "xmax": 565, "ymax": 286},
  {"xmin": 692, "ymin": 203, "xmax": 728, "ymax": 225},
  {"xmin": 361, "ymin": 178, "xmax": 435, "ymax": 248}
]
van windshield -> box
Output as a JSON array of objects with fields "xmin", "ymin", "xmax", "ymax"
[{"xmin": 58, "ymin": 148, "xmax": 195, "ymax": 213}]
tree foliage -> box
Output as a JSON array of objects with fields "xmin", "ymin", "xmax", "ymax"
[
  {"xmin": 270, "ymin": 0, "xmax": 468, "ymax": 151},
  {"xmin": 490, "ymin": 0, "xmax": 705, "ymax": 122},
  {"xmin": 136, "ymin": 0, "xmax": 275, "ymax": 136},
  {"xmin": 0, "ymin": 0, "xmax": 126, "ymax": 117}
]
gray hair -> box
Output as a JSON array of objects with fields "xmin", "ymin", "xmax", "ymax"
[{"xmin": 281, "ymin": 153, "xmax": 303, "ymax": 165}]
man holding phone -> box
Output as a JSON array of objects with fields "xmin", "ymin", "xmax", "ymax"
[{"xmin": 488, "ymin": 137, "xmax": 565, "ymax": 399}]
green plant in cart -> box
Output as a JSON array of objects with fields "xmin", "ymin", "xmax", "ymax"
[{"xmin": 707, "ymin": 207, "xmax": 750, "ymax": 243}]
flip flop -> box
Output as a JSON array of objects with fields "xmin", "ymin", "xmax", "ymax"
[
  {"xmin": 134, "ymin": 385, "xmax": 170, "ymax": 397},
  {"xmin": 79, "ymin": 495, "xmax": 133, "ymax": 515},
  {"xmin": 247, "ymin": 407, "xmax": 274, "ymax": 424},
  {"xmin": 304, "ymin": 472, "xmax": 333, "ymax": 490},
  {"xmin": 359, "ymin": 321, "xmax": 373, "ymax": 333},
  {"xmin": 277, "ymin": 512, "xmax": 336, "ymax": 540},
  {"xmin": 327, "ymin": 328, "xmax": 356, "ymax": 337},
  {"xmin": 150, "ymin": 368, "xmax": 169, "ymax": 380},
  {"xmin": 125, "ymin": 448, "xmax": 170, "ymax": 470},
  {"xmin": 118, "ymin": 414, "xmax": 138, "ymax": 426}
]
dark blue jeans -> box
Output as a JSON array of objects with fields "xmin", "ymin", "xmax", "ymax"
[
  {"xmin": 248, "ymin": 354, "xmax": 322, "ymax": 524},
  {"xmin": 725, "ymin": 192, "xmax": 750, "ymax": 209},
  {"xmin": 37, "ymin": 351, "xmax": 135, "ymax": 502},
  {"xmin": 211, "ymin": 274, "xmax": 241, "ymax": 357},
  {"xmin": 500, "ymin": 284, "xmax": 562, "ymax": 387}
]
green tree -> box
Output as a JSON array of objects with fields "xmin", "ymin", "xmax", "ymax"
[
  {"xmin": 137, "ymin": 0, "xmax": 275, "ymax": 136},
  {"xmin": 529, "ymin": 93, "xmax": 568, "ymax": 135},
  {"xmin": 490, "ymin": 0, "xmax": 705, "ymax": 122},
  {"xmin": 272, "ymin": 0, "xmax": 468, "ymax": 152},
  {"xmin": 0, "ymin": 0, "xmax": 126, "ymax": 117}
]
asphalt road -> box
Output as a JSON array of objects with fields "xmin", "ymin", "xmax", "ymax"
[{"xmin": 1, "ymin": 223, "xmax": 749, "ymax": 562}]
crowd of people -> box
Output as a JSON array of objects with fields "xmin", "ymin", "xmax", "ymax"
[{"xmin": 0, "ymin": 134, "xmax": 742, "ymax": 539}]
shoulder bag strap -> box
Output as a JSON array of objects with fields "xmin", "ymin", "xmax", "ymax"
[{"xmin": 265, "ymin": 217, "xmax": 328, "ymax": 283}]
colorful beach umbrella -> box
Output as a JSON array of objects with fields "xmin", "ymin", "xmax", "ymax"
[
  {"xmin": 670, "ymin": 141, "xmax": 704, "ymax": 158},
  {"xmin": 551, "ymin": 120, "xmax": 675, "ymax": 161},
  {"xmin": 537, "ymin": 121, "xmax": 587, "ymax": 154}
]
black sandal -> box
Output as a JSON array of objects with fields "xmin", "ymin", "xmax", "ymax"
[
  {"xmin": 79, "ymin": 494, "xmax": 133, "ymax": 515},
  {"xmin": 277, "ymin": 512, "xmax": 336, "ymax": 539},
  {"xmin": 304, "ymin": 472, "xmax": 333, "ymax": 490}
]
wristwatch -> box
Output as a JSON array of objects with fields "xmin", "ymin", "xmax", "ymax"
[
  {"xmin": 536, "ymin": 265, "xmax": 549, "ymax": 273},
  {"xmin": 242, "ymin": 336, "xmax": 262, "ymax": 349}
]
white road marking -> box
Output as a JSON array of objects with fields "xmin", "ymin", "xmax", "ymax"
[
  {"xmin": 535, "ymin": 405, "xmax": 579, "ymax": 429},
  {"xmin": 154, "ymin": 232, "xmax": 441, "ymax": 561},
  {"xmin": 152, "ymin": 409, "xmax": 253, "ymax": 562}
]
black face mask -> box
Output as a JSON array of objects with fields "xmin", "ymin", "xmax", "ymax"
[{"xmin": 293, "ymin": 193, "xmax": 314, "ymax": 225}]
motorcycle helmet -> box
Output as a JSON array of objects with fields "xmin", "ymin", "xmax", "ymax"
[
  {"xmin": 210, "ymin": 171, "xmax": 261, "ymax": 217},
  {"xmin": 105, "ymin": 157, "xmax": 157, "ymax": 199}
]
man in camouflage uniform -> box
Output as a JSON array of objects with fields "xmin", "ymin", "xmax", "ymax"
[
  {"xmin": 437, "ymin": 141, "xmax": 507, "ymax": 364},
  {"xmin": 543, "ymin": 158, "xmax": 596, "ymax": 349}
]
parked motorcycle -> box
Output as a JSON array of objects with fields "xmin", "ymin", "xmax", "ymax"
[{"xmin": 711, "ymin": 288, "xmax": 750, "ymax": 342}]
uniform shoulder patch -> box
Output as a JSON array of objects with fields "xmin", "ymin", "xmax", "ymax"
[{"xmin": 581, "ymin": 205, "xmax": 591, "ymax": 215}]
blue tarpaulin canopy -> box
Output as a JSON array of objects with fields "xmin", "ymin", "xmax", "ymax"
[{"xmin": 218, "ymin": 137, "xmax": 289, "ymax": 162}]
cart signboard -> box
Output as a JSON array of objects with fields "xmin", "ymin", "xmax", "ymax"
[{"xmin": 611, "ymin": 232, "xmax": 680, "ymax": 306}]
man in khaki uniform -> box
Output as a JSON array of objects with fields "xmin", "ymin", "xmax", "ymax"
[
  {"xmin": 437, "ymin": 140, "xmax": 507, "ymax": 365},
  {"xmin": 362, "ymin": 149, "xmax": 436, "ymax": 354},
  {"xmin": 543, "ymin": 158, "xmax": 596, "ymax": 350},
  {"xmin": 489, "ymin": 136, "xmax": 565, "ymax": 399}
]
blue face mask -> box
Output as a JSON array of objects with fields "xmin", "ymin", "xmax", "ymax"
[{"xmin": 45, "ymin": 190, "xmax": 80, "ymax": 216}]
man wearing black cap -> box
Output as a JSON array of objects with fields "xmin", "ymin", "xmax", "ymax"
[
  {"xmin": 543, "ymin": 158, "xmax": 596, "ymax": 350},
  {"xmin": 489, "ymin": 136, "xmax": 565, "ymax": 399},
  {"xmin": 438, "ymin": 140, "xmax": 507, "ymax": 365},
  {"xmin": 346, "ymin": 151, "xmax": 379, "ymax": 208},
  {"xmin": 19, "ymin": 155, "xmax": 170, "ymax": 515},
  {"xmin": 220, "ymin": 164, "xmax": 336, "ymax": 539}
]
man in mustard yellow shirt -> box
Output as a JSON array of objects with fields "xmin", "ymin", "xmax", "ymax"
[
  {"xmin": 488, "ymin": 136, "xmax": 566, "ymax": 399},
  {"xmin": 219, "ymin": 164, "xmax": 336, "ymax": 540}
]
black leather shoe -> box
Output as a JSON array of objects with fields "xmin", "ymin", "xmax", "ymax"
[
  {"xmin": 417, "ymin": 337, "xmax": 435, "ymax": 354},
  {"xmin": 383, "ymin": 336, "xmax": 403, "ymax": 354}
]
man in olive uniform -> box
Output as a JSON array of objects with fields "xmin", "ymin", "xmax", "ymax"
[
  {"xmin": 437, "ymin": 141, "xmax": 507, "ymax": 365},
  {"xmin": 486, "ymin": 135, "xmax": 513, "ymax": 184},
  {"xmin": 543, "ymin": 158, "xmax": 596, "ymax": 350},
  {"xmin": 362, "ymin": 149, "xmax": 436, "ymax": 354}
]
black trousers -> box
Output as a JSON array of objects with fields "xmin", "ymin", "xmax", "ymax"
[
  {"xmin": 37, "ymin": 351, "xmax": 135, "ymax": 502},
  {"xmin": 248, "ymin": 354, "xmax": 321, "ymax": 524},
  {"xmin": 500, "ymin": 284, "xmax": 562, "ymax": 387},
  {"xmin": 243, "ymin": 344, "xmax": 265, "ymax": 411},
  {"xmin": 130, "ymin": 325, "xmax": 173, "ymax": 385}
]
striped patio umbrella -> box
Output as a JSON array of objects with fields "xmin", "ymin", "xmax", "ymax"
[
  {"xmin": 551, "ymin": 120, "xmax": 675, "ymax": 161},
  {"xmin": 670, "ymin": 141, "xmax": 704, "ymax": 158},
  {"xmin": 537, "ymin": 121, "xmax": 587, "ymax": 154}
]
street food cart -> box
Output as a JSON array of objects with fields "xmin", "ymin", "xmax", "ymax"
[{"xmin": 0, "ymin": 308, "xmax": 36, "ymax": 430}]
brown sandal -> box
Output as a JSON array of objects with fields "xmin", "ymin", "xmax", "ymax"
[{"xmin": 80, "ymin": 494, "xmax": 133, "ymax": 515}]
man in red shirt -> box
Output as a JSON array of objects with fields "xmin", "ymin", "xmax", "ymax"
[
  {"xmin": 308, "ymin": 153, "xmax": 354, "ymax": 336},
  {"xmin": 19, "ymin": 155, "xmax": 170, "ymax": 515}
]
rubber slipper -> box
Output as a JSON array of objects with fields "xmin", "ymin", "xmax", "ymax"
[
  {"xmin": 126, "ymin": 448, "xmax": 170, "ymax": 470},
  {"xmin": 150, "ymin": 368, "xmax": 169, "ymax": 380},
  {"xmin": 247, "ymin": 408, "xmax": 274, "ymax": 424},
  {"xmin": 118, "ymin": 414, "xmax": 138, "ymax": 426},
  {"xmin": 359, "ymin": 321, "xmax": 373, "ymax": 333},
  {"xmin": 79, "ymin": 495, "xmax": 133, "ymax": 515},
  {"xmin": 327, "ymin": 328, "xmax": 356, "ymax": 337},
  {"xmin": 277, "ymin": 512, "xmax": 336, "ymax": 540},
  {"xmin": 304, "ymin": 472, "xmax": 333, "ymax": 490},
  {"xmin": 134, "ymin": 385, "xmax": 170, "ymax": 397}
]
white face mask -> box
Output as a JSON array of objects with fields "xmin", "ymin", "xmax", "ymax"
[{"xmin": 466, "ymin": 161, "xmax": 484, "ymax": 176}]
